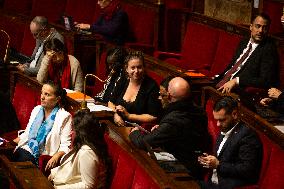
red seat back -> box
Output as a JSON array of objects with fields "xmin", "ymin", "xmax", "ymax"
[
  {"xmin": 3, "ymin": 0, "xmax": 33, "ymax": 16},
  {"xmin": 210, "ymin": 30, "xmax": 242, "ymax": 77},
  {"xmin": 64, "ymin": 0, "xmax": 98, "ymax": 23},
  {"xmin": 263, "ymin": 1, "xmax": 283, "ymax": 34},
  {"xmin": 12, "ymin": 82, "xmax": 40, "ymax": 130},
  {"xmin": 181, "ymin": 21, "xmax": 219, "ymax": 70},
  {"xmin": 31, "ymin": 0, "xmax": 67, "ymax": 24},
  {"xmin": 20, "ymin": 25, "xmax": 36, "ymax": 56}
]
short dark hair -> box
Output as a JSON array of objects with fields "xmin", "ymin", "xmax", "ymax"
[
  {"xmin": 160, "ymin": 76, "xmax": 174, "ymax": 90},
  {"xmin": 44, "ymin": 38, "xmax": 67, "ymax": 54},
  {"xmin": 213, "ymin": 96, "xmax": 238, "ymax": 114},
  {"xmin": 252, "ymin": 12, "xmax": 271, "ymax": 26}
]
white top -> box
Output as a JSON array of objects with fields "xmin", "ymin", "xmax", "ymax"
[{"xmin": 16, "ymin": 105, "xmax": 72, "ymax": 156}]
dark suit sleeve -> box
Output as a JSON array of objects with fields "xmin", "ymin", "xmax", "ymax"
[
  {"xmin": 129, "ymin": 122, "xmax": 179, "ymax": 150},
  {"xmin": 217, "ymin": 132, "xmax": 262, "ymax": 179}
]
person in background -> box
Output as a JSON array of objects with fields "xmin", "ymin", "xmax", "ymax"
[
  {"xmin": 75, "ymin": 0, "xmax": 128, "ymax": 45},
  {"xmin": 17, "ymin": 16, "xmax": 64, "ymax": 76},
  {"xmin": 37, "ymin": 38, "xmax": 83, "ymax": 92},
  {"xmin": 129, "ymin": 77, "xmax": 210, "ymax": 179},
  {"xmin": 198, "ymin": 96, "xmax": 262, "ymax": 189},
  {"xmin": 215, "ymin": 13, "xmax": 279, "ymax": 94},
  {"xmin": 13, "ymin": 81, "xmax": 72, "ymax": 172},
  {"xmin": 95, "ymin": 47, "xmax": 127, "ymax": 103},
  {"xmin": 49, "ymin": 110, "xmax": 109, "ymax": 189},
  {"xmin": 108, "ymin": 50, "xmax": 161, "ymax": 126}
]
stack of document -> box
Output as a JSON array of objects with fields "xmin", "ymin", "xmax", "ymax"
[{"xmin": 65, "ymin": 89, "xmax": 95, "ymax": 103}]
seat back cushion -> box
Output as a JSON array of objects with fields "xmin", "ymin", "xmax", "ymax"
[
  {"xmin": 31, "ymin": 0, "xmax": 67, "ymax": 24},
  {"xmin": 122, "ymin": 2, "xmax": 156, "ymax": 46},
  {"xmin": 181, "ymin": 21, "xmax": 219, "ymax": 70},
  {"xmin": 12, "ymin": 82, "xmax": 40, "ymax": 130},
  {"xmin": 146, "ymin": 70, "xmax": 164, "ymax": 86},
  {"xmin": 210, "ymin": 30, "xmax": 242, "ymax": 77},
  {"xmin": 263, "ymin": 1, "xmax": 283, "ymax": 34},
  {"xmin": 64, "ymin": 0, "xmax": 98, "ymax": 23},
  {"xmin": 260, "ymin": 144, "xmax": 284, "ymax": 189},
  {"xmin": 20, "ymin": 25, "xmax": 36, "ymax": 56},
  {"xmin": 3, "ymin": 0, "xmax": 33, "ymax": 16}
]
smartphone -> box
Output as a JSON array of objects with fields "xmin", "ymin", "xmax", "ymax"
[{"xmin": 194, "ymin": 150, "xmax": 205, "ymax": 156}]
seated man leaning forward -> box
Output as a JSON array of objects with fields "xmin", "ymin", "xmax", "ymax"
[
  {"xmin": 13, "ymin": 81, "xmax": 72, "ymax": 171},
  {"xmin": 198, "ymin": 96, "xmax": 262, "ymax": 189},
  {"xmin": 215, "ymin": 13, "xmax": 279, "ymax": 94},
  {"xmin": 129, "ymin": 77, "xmax": 210, "ymax": 179},
  {"xmin": 16, "ymin": 16, "xmax": 64, "ymax": 76}
]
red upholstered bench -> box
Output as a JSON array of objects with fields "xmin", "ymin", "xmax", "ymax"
[{"xmin": 104, "ymin": 133, "xmax": 160, "ymax": 189}]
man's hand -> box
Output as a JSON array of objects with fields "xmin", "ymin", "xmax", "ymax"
[
  {"xmin": 151, "ymin": 125, "xmax": 159, "ymax": 132},
  {"xmin": 260, "ymin": 97, "xmax": 272, "ymax": 106},
  {"xmin": 217, "ymin": 79, "xmax": 237, "ymax": 93},
  {"xmin": 198, "ymin": 153, "xmax": 219, "ymax": 169},
  {"xmin": 268, "ymin": 88, "xmax": 282, "ymax": 99},
  {"xmin": 16, "ymin": 64, "xmax": 27, "ymax": 72}
]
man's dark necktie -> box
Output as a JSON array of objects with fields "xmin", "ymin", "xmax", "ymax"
[{"xmin": 216, "ymin": 43, "xmax": 252, "ymax": 88}]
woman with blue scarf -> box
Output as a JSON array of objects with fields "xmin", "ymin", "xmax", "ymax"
[{"xmin": 13, "ymin": 81, "xmax": 72, "ymax": 172}]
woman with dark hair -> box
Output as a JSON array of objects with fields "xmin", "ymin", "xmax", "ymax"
[
  {"xmin": 75, "ymin": 0, "xmax": 128, "ymax": 45},
  {"xmin": 13, "ymin": 81, "xmax": 72, "ymax": 171},
  {"xmin": 37, "ymin": 38, "xmax": 83, "ymax": 91},
  {"xmin": 108, "ymin": 50, "xmax": 161, "ymax": 126},
  {"xmin": 95, "ymin": 46, "xmax": 127, "ymax": 103},
  {"xmin": 49, "ymin": 110, "xmax": 109, "ymax": 189}
]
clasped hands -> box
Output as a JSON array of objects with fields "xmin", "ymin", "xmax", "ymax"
[
  {"xmin": 114, "ymin": 105, "xmax": 129, "ymax": 127},
  {"xmin": 198, "ymin": 153, "xmax": 219, "ymax": 169},
  {"xmin": 260, "ymin": 88, "xmax": 282, "ymax": 106}
]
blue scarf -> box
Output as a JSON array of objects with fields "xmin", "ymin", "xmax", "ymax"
[{"xmin": 28, "ymin": 106, "xmax": 59, "ymax": 160}]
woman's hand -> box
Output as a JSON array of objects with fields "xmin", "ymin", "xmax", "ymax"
[
  {"xmin": 47, "ymin": 174, "xmax": 54, "ymax": 181},
  {"xmin": 115, "ymin": 105, "xmax": 130, "ymax": 119},
  {"xmin": 114, "ymin": 113, "xmax": 125, "ymax": 127},
  {"xmin": 260, "ymin": 98, "xmax": 272, "ymax": 106},
  {"xmin": 45, "ymin": 152, "xmax": 64, "ymax": 171},
  {"xmin": 268, "ymin": 88, "xmax": 282, "ymax": 99}
]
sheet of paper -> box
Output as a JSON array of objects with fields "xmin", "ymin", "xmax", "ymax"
[{"xmin": 87, "ymin": 103, "xmax": 113, "ymax": 112}]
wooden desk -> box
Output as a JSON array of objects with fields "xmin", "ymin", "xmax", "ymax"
[{"xmin": 0, "ymin": 155, "xmax": 54, "ymax": 189}]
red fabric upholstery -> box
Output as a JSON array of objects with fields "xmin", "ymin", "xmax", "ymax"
[
  {"xmin": 180, "ymin": 21, "xmax": 219, "ymax": 70},
  {"xmin": 205, "ymin": 100, "xmax": 219, "ymax": 151},
  {"xmin": 3, "ymin": 0, "xmax": 33, "ymax": 16},
  {"xmin": 263, "ymin": 1, "xmax": 283, "ymax": 34},
  {"xmin": 64, "ymin": 0, "xmax": 98, "ymax": 23},
  {"xmin": 122, "ymin": 2, "xmax": 157, "ymax": 54},
  {"xmin": 146, "ymin": 70, "xmax": 164, "ymax": 86},
  {"xmin": 12, "ymin": 82, "xmax": 40, "ymax": 130},
  {"xmin": 208, "ymin": 31, "xmax": 242, "ymax": 77},
  {"xmin": 20, "ymin": 25, "xmax": 36, "ymax": 56},
  {"xmin": 38, "ymin": 155, "xmax": 52, "ymax": 177},
  {"xmin": 31, "ymin": 0, "xmax": 67, "ymax": 24},
  {"xmin": 104, "ymin": 133, "xmax": 159, "ymax": 189},
  {"xmin": 260, "ymin": 145, "xmax": 284, "ymax": 189}
]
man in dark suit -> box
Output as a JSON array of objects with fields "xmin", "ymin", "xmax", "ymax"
[
  {"xmin": 216, "ymin": 13, "xmax": 279, "ymax": 94},
  {"xmin": 198, "ymin": 97, "xmax": 262, "ymax": 189},
  {"xmin": 129, "ymin": 77, "xmax": 210, "ymax": 179}
]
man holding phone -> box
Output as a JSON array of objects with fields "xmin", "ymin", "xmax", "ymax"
[
  {"xmin": 129, "ymin": 77, "xmax": 210, "ymax": 179},
  {"xmin": 198, "ymin": 97, "xmax": 262, "ymax": 189}
]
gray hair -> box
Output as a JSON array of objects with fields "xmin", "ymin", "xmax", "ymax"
[{"xmin": 32, "ymin": 16, "xmax": 48, "ymax": 29}]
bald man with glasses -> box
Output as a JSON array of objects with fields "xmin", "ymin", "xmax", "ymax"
[{"xmin": 129, "ymin": 77, "xmax": 210, "ymax": 179}]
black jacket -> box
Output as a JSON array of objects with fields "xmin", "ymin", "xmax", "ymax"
[{"xmin": 129, "ymin": 99, "xmax": 210, "ymax": 178}]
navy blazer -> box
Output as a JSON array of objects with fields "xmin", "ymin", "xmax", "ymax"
[
  {"xmin": 211, "ymin": 122, "xmax": 262, "ymax": 189},
  {"xmin": 217, "ymin": 37, "xmax": 279, "ymax": 89}
]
